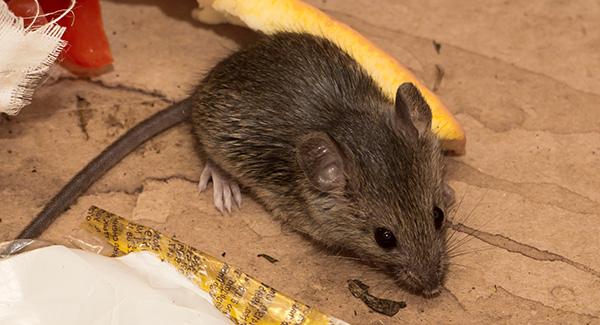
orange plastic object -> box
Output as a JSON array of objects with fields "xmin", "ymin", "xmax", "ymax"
[
  {"xmin": 7, "ymin": 0, "xmax": 49, "ymax": 27},
  {"xmin": 197, "ymin": 0, "xmax": 466, "ymax": 154},
  {"xmin": 40, "ymin": 0, "xmax": 113, "ymax": 75}
]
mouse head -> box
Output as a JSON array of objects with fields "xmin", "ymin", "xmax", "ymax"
[{"xmin": 296, "ymin": 83, "xmax": 452, "ymax": 297}]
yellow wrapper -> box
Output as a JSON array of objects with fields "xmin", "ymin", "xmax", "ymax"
[
  {"xmin": 83, "ymin": 206, "xmax": 348, "ymax": 325},
  {"xmin": 194, "ymin": 0, "xmax": 466, "ymax": 154}
]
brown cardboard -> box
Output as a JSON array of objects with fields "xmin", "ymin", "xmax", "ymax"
[{"xmin": 1, "ymin": 0, "xmax": 599, "ymax": 323}]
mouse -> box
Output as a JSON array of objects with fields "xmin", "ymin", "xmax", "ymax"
[{"xmin": 15, "ymin": 32, "xmax": 455, "ymax": 297}]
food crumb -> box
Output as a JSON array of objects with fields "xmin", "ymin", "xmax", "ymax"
[
  {"xmin": 348, "ymin": 279, "xmax": 406, "ymax": 316},
  {"xmin": 432, "ymin": 40, "xmax": 442, "ymax": 54},
  {"xmin": 257, "ymin": 253, "xmax": 279, "ymax": 263}
]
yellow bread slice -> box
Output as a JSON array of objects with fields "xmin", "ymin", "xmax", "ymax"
[{"xmin": 194, "ymin": 0, "xmax": 466, "ymax": 154}]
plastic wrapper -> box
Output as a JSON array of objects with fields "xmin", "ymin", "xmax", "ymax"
[
  {"xmin": 0, "ymin": 244, "xmax": 231, "ymax": 324},
  {"xmin": 0, "ymin": 206, "xmax": 350, "ymax": 325}
]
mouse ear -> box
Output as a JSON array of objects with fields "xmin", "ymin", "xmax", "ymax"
[
  {"xmin": 394, "ymin": 82, "xmax": 433, "ymax": 137},
  {"xmin": 297, "ymin": 132, "xmax": 345, "ymax": 192}
]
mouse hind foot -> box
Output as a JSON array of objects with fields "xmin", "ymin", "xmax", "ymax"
[{"xmin": 198, "ymin": 160, "xmax": 242, "ymax": 213}]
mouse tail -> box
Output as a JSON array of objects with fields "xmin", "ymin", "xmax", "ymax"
[{"xmin": 16, "ymin": 98, "xmax": 193, "ymax": 240}]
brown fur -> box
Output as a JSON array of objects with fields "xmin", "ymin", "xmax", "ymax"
[{"xmin": 191, "ymin": 33, "xmax": 450, "ymax": 296}]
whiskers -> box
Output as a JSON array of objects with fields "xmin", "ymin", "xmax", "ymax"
[
  {"xmin": 326, "ymin": 254, "xmax": 366, "ymax": 263},
  {"xmin": 325, "ymin": 254, "xmax": 382, "ymax": 274},
  {"xmin": 446, "ymin": 261, "xmax": 471, "ymax": 270},
  {"xmin": 444, "ymin": 186, "xmax": 503, "ymax": 260}
]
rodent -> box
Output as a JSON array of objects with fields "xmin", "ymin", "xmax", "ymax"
[{"xmin": 16, "ymin": 32, "xmax": 455, "ymax": 297}]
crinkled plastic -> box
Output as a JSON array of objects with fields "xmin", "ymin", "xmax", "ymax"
[
  {"xmin": 81, "ymin": 206, "xmax": 349, "ymax": 325},
  {"xmin": 0, "ymin": 245, "xmax": 231, "ymax": 324},
  {"xmin": 0, "ymin": 206, "xmax": 350, "ymax": 325}
]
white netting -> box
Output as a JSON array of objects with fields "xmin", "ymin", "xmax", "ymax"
[{"xmin": 0, "ymin": 1, "xmax": 68, "ymax": 115}]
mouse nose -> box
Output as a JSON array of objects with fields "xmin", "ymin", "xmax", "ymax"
[
  {"xmin": 421, "ymin": 283, "xmax": 442, "ymax": 298},
  {"xmin": 405, "ymin": 269, "xmax": 442, "ymax": 298}
]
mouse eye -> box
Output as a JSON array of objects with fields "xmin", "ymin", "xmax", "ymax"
[
  {"xmin": 433, "ymin": 206, "xmax": 444, "ymax": 230},
  {"xmin": 374, "ymin": 228, "xmax": 397, "ymax": 249}
]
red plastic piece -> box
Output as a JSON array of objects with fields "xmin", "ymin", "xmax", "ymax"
[
  {"xmin": 7, "ymin": 0, "xmax": 49, "ymax": 27},
  {"xmin": 39, "ymin": 0, "xmax": 113, "ymax": 74}
]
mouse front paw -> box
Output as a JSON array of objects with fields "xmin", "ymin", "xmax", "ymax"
[{"xmin": 198, "ymin": 161, "xmax": 242, "ymax": 213}]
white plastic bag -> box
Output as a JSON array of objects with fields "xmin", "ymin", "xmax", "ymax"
[{"xmin": 0, "ymin": 245, "xmax": 231, "ymax": 325}]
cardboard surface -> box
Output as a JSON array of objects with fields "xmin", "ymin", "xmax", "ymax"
[{"xmin": 1, "ymin": 0, "xmax": 599, "ymax": 323}]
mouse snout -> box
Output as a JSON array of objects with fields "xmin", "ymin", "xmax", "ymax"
[
  {"xmin": 401, "ymin": 265, "xmax": 443, "ymax": 298},
  {"xmin": 420, "ymin": 280, "xmax": 442, "ymax": 298}
]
